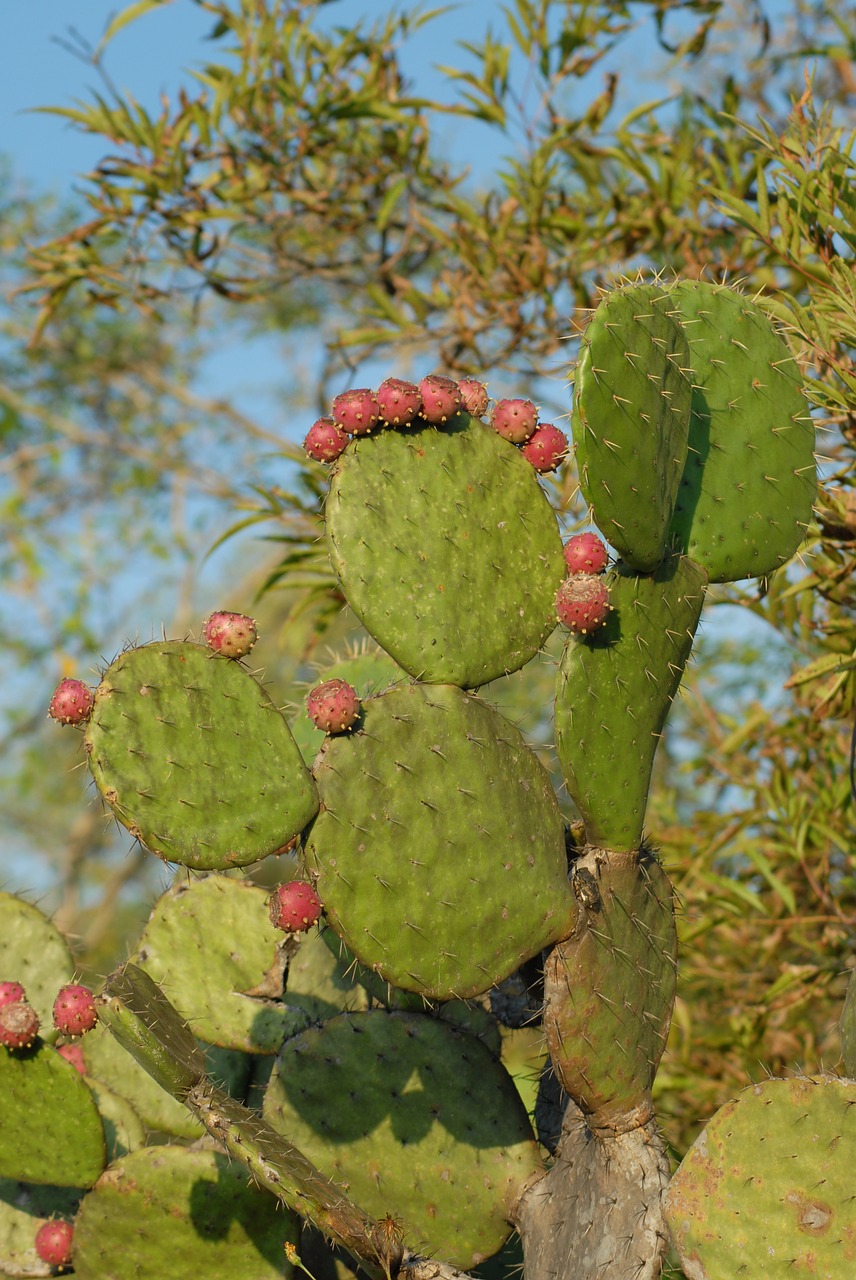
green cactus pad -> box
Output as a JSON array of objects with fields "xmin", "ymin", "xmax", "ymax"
[
  {"xmin": 555, "ymin": 554, "xmax": 707, "ymax": 851},
  {"xmin": 0, "ymin": 893, "xmax": 75, "ymax": 1043},
  {"xmin": 0, "ymin": 1041, "xmax": 106, "ymax": 1187},
  {"xmin": 72, "ymin": 1145, "xmax": 296, "ymax": 1280},
  {"xmin": 0, "ymin": 1179, "xmax": 81, "ymax": 1279},
  {"xmin": 83, "ymin": 1078, "xmax": 146, "ymax": 1161},
  {"xmin": 305, "ymin": 683, "xmax": 576, "ymax": 999},
  {"xmin": 571, "ymin": 282, "xmax": 692, "ymax": 571},
  {"xmin": 292, "ymin": 643, "xmax": 408, "ymax": 766},
  {"xmin": 263, "ymin": 1010, "xmax": 544, "ymax": 1269},
  {"xmin": 134, "ymin": 873, "xmax": 311, "ymax": 1053},
  {"xmin": 665, "ymin": 1074, "xmax": 856, "ymax": 1279},
  {"xmin": 82, "ymin": 1022, "xmax": 204, "ymax": 1139},
  {"xmin": 543, "ymin": 851, "xmax": 677, "ymax": 1128},
  {"xmin": 84, "ymin": 640, "xmax": 318, "ymax": 870},
  {"xmin": 325, "ymin": 414, "xmax": 565, "ymax": 687},
  {"xmin": 286, "ymin": 930, "xmax": 371, "ymax": 1022},
  {"xmin": 667, "ymin": 281, "xmax": 817, "ymax": 582}
]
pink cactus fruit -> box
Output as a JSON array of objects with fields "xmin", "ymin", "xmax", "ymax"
[
  {"xmin": 48, "ymin": 678, "xmax": 94, "ymax": 726},
  {"xmin": 53, "ymin": 984, "xmax": 98, "ymax": 1038},
  {"xmin": 331, "ymin": 388, "xmax": 381, "ymax": 436},
  {"xmin": 34, "ymin": 1219, "xmax": 74, "ymax": 1269},
  {"xmin": 269, "ymin": 881, "xmax": 323, "ymax": 933},
  {"xmin": 520, "ymin": 423, "xmax": 569, "ymax": 473},
  {"xmin": 556, "ymin": 575, "xmax": 611, "ymax": 635},
  {"xmin": 0, "ymin": 980, "xmax": 26, "ymax": 1009},
  {"xmin": 418, "ymin": 375, "xmax": 463, "ymax": 424},
  {"xmin": 57, "ymin": 1042, "xmax": 87, "ymax": 1075},
  {"xmin": 563, "ymin": 532, "xmax": 609, "ymax": 575},
  {"xmin": 304, "ymin": 416, "xmax": 350, "ymax": 462},
  {"xmin": 489, "ymin": 398, "xmax": 539, "ymax": 444},
  {"xmin": 203, "ymin": 611, "xmax": 258, "ymax": 659},
  {"xmin": 306, "ymin": 678, "xmax": 361, "ymax": 734},
  {"xmin": 376, "ymin": 378, "xmax": 422, "ymax": 426},
  {"xmin": 0, "ymin": 1001, "xmax": 40, "ymax": 1049},
  {"xmin": 457, "ymin": 378, "xmax": 489, "ymax": 418}
]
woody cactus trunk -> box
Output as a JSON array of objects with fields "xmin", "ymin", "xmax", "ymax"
[{"xmin": 0, "ymin": 280, "xmax": 827, "ymax": 1280}]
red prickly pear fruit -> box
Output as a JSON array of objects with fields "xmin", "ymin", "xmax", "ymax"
[
  {"xmin": 521, "ymin": 423, "xmax": 569, "ymax": 473},
  {"xmin": 304, "ymin": 416, "xmax": 350, "ymax": 463},
  {"xmin": 556, "ymin": 575, "xmax": 611, "ymax": 635},
  {"xmin": 34, "ymin": 1219, "xmax": 74, "ymax": 1269},
  {"xmin": 52, "ymin": 984, "xmax": 98, "ymax": 1038},
  {"xmin": 331, "ymin": 388, "xmax": 381, "ymax": 436},
  {"xmin": 376, "ymin": 378, "xmax": 422, "ymax": 426},
  {"xmin": 0, "ymin": 981, "xmax": 26, "ymax": 1009},
  {"xmin": 489, "ymin": 398, "xmax": 538, "ymax": 444},
  {"xmin": 0, "ymin": 1001, "xmax": 40, "ymax": 1049},
  {"xmin": 418, "ymin": 375, "xmax": 462, "ymax": 424},
  {"xmin": 269, "ymin": 881, "xmax": 323, "ymax": 933},
  {"xmin": 306, "ymin": 678, "xmax": 361, "ymax": 733},
  {"xmin": 563, "ymin": 533, "xmax": 609, "ymax": 574},
  {"xmin": 48, "ymin": 678, "xmax": 94, "ymax": 726},
  {"xmin": 203, "ymin": 611, "xmax": 258, "ymax": 659},
  {"xmin": 457, "ymin": 378, "xmax": 489, "ymax": 418},
  {"xmin": 57, "ymin": 1042, "xmax": 87, "ymax": 1075}
]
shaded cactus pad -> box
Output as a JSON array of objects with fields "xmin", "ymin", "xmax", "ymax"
[
  {"xmin": 325, "ymin": 414, "xmax": 565, "ymax": 687},
  {"xmin": 84, "ymin": 640, "xmax": 318, "ymax": 870},
  {"xmin": 263, "ymin": 1010, "xmax": 544, "ymax": 1269},
  {"xmin": 665, "ymin": 1074, "xmax": 856, "ymax": 1279},
  {"xmin": 304, "ymin": 683, "xmax": 576, "ymax": 998},
  {"xmin": 572, "ymin": 281, "xmax": 692, "ymax": 571},
  {"xmin": 72, "ymin": 1145, "xmax": 297, "ymax": 1280}
]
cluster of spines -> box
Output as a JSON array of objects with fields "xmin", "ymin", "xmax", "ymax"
[{"xmin": 304, "ymin": 375, "xmax": 569, "ymax": 474}]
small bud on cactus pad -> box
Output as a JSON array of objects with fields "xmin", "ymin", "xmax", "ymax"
[
  {"xmin": 57, "ymin": 1042, "xmax": 87, "ymax": 1075},
  {"xmin": 489, "ymin": 398, "xmax": 539, "ymax": 444},
  {"xmin": 269, "ymin": 881, "xmax": 323, "ymax": 933},
  {"xmin": 556, "ymin": 575, "xmax": 611, "ymax": 635},
  {"xmin": 0, "ymin": 1001, "xmax": 40, "ymax": 1049},
  {"xmin": 0, "ymin": 981, "xmax": 26, "ymax": 1009},
  {"xmin": 418, "ymin": 375, "xmax": 462, "ymax": 424},
  {"xmin": 304, "ymin": 416, "xmax": 350, "ymax": 462},
  {"xmin": 306, "ymin": 678, "xmax": 361, "ymax": 733},
  {"xmin": 520, "ymin": 423, "xmax": 569, "ymax": 473},
  {"xmin": 203, "ymin": 611, "xmax": 258, "ymax": 659},
  {"xmin": 376, "ymin": 378, "xmax": 422, "ymax": 426},
  {"xmin": 457, "ymin": 378, "xmax": 489, "ymax": 418},
  {"xmin": 48, "ymin": 678, "xmax": 94, "ymax": 726},
  {"xmin": 35, "ymin": 1219, "xmax": 74, "ymax": 1269},
  {"xmin": 563, "ymin": 532, "xmax": 609, "ymax": 574},
  {"xmin": 53, "ymin": 984, "xmax": 98, "ymax": 1038},
  {"xmin": 331, "ymin": 388, "xmax": 381, "ymax": 436}
]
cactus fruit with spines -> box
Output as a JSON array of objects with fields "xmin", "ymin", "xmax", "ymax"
[{"xmin": 2, "ymin": 280, "xmax": 820, "ymax": 1280}]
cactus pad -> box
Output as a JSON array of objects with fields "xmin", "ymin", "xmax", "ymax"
[
  {"xmin": 555, "ymin": 555, "xmax": 707, "ymax": 851},
  {"xmin": 263, "ymin": 1009, "xmax": 544, "ymax": 1269},
  {"xmin": 325, "ymin": 415, "xmax": 565, "ymax": 687},
  {"xmin": 0, "ymin": 893, "xmax": 75, "ymax": 1043},
  {"xmin": 571, "ymin": 282, "xmax": 692, "ymax": 571},
  {"xmin": 304, "ymin": 683, "xmax": 576, "ymax": 999},
  {"xmin": 665, "ymin": 1074, "xmax": 856, "ymax": 1279},
  {"xmin": 667, "ymin": 281, "xmax": 817, "ymax": 582},
  {"xmin": 72, "ymin": 1145, "xmax": 297, "ymax": 1280},
  {"xmin": 84, "ymin": 641, "xmax": 318, "ymax": 870}
]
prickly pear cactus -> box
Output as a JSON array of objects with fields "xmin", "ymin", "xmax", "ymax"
[{"xmin": 3, "ymin": 278, "xmax": 817, "ymax": 1280}]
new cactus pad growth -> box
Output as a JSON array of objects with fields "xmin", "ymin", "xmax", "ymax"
[{"xmin": 4, "ymin": 278, "xmax": 819, "ymax": 1280}]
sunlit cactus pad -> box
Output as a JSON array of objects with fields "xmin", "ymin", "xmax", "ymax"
[
  {"xmin": 555, "ymin": 555, "xmax": 707, "ymax": 851},
  {"xmin": 543, "ymin": 852, "xmax": 676, "ymax": 1128},
  {"xmin": 0, "ymin": 893, "xmax": 75, "ymax": 1043},
  {"xmin": 263, "ymin": 1009, "xmax": 544, "ymax": 1269},
  {"xmin": 325, "ymin": 414, "xmax": 565, "ymax": 687},
  {"xmin": 72, "ymin": 1145, "xmax": 297, "ymax": 1280},
  {"xmin": 84, "ymin": 641, "xmax": 318, "ymax": 869},
  {"xmin": 667, "ymin": 281, "xmax": 817, "ymax": 582},
  {"xmin": 665, "ymin": 1074, "xmax": 856, "ymax": 1279},
  {"xmin": 0, "ymin": 1041, "xmax": 107, "ymax": 1187},
  {"xmin": 304, "ymin": 683, "xmax": 576, "ymax": 999},
  {"xmin": 572, "ymin": 281, "xmax": 692, "ymax": 571},
  {"xmin": 0, "ymin": 1179, "xmax": 82, "ymax": 1278}
]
